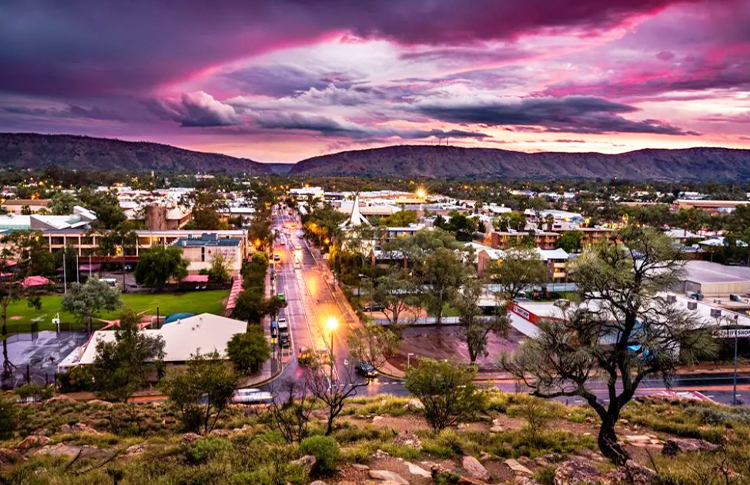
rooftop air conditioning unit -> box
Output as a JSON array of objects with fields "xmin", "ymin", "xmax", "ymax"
[
  {"xmin": 710, "ymin": 309, "xmax": 722, "ymax": 318},
  {"xmin": 687, "ymin": 301, "xmax": 698, "ymax": 310},
  {"xmin": 666, "ymin": 294, "xmax": 677, "ymax": 304}
]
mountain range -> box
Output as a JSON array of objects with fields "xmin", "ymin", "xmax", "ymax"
[{"xmin": 3, "ymin": 133, "xmax": 750, "ymax": 181}]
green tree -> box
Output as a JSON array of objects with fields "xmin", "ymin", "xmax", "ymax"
[
  {"xmin": 134, "ymin": 245, "xmax": 189, "ymax": 289},
  {"xmin": 160, "ymin": 350, "xmax": 237, "ymax": 434},
  {"xmin": 0, "ymin": 394, "xmax": 16, "ymax": 440},
  {"xmin": 47, "ymin": 192, "xmax": 79, "ymax": 215},
  {"xmin": 404, "ymin": 358, "xmax": 484, "ymax": 431},
  {"xmin": 420, "ymin": 247, "xmax": 469, "ymax": 325},
  {"xmin": 444, "ymin": 212, "xmax": 477, "ymax": 241},
  {"xmin": 373, "ymin": 268, "xmax": 417, "ymax": 326},
  {"xmin": 379, "ymin": 210, "xmax": 418, "ymax": 227},
  {"xmin": 91, "ymin": 307, "xmax": 166, "ymax": 402},
  {"xmin": 207, "ymin": 253, "xmax": 231, "ymax": 284},
  {"xmin": 61, "ymin": 278, "xmax": 122, "ymax": 331},
  {"xmin": 455, "ymin": 278, "xmax": 511, "ymax": 363},
  {"xmin": 556, "ymin": 231, "xmax": 582, "ymax": 253},
  {"xmin": 346, "ymin": 320, "xmax": 401, "ymax": 370},
  {"xmin": 183, "ymin": 189, "xmax": 228, "ymax": 230},
  {"xmin": 226, "ymin": 326, "xmax": 271, "ymax": 375},
  {"xmin": 80, "ymin": 189, "xmax": 127, "ymax": 229},
  {"xmin": 503, "ymin": 227, "xmax": 718, "ymax": 465},
  {"xmin": 488, "ymin": 248, "xmax": 546, "ymax": 300}
]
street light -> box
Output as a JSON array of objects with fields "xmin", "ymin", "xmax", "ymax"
[
  {"xmin": 415, "ymin": 187, "xmax": 427, "ymax": 200},
  {"xmin": 326, "ymin": 317, "xmax": 339, "ymax": 387},
  {"xmin": 407, "ymin": 352, "xmax": 415, "ymax": 369}
]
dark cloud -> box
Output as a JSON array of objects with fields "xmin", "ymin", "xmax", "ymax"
[
  {"xmin": 555, "ymin": 139, "xmax": 586, "ymax": 143},
  {"xmin": 221, "ymin": 65, "xmax": 355, "ymax": 97},
  {"xmin": 412, "ymin": 95, "xmax": 697, "ymax": 135},
  {"xmin": 1, "ymin": 104, "xmax": 121, "ymax": 121},
  {"xmin": 147, "ymin": 92, "xmax": 240, "ymax": 127}
]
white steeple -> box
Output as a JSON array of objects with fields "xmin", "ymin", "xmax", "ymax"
[{"xmin": 340, "ymin": 193, "xmax": 371, "ymax": 229}]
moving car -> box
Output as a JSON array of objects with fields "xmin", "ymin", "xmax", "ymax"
[
  {"xmin": 355, "ymin": 361, "xmax": 377, "ymax": 378},
  {"xmin": 231, "ymin": 388, "xmax": 273, "ymax": 404},
  {"xmin": 277, "ymin": 293, "xmax": 286, "ymax": 303},
  {"xmin": 273, "ymin": 254, "xmax": 281, "ymax": 262},
  {"xmin": 277, "ymin": 317, "xmax": 288, "ymax": 331}
]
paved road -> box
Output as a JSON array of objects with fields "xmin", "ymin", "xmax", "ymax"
[{"xmin": 264, "ymin": 209, "xmax": 750, "ymax": 406}]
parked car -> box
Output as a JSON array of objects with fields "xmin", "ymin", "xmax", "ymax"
[
  {"xmin": 363, "ymin": 302, "xmax": 383, "ymax": 312},
  {"xmin": 273, "ymin": 254, "xmax": 281, "ymax": 262},
  {"xmin": 277, "ymin": 293, "xmax": 286, "ymax": 303}
]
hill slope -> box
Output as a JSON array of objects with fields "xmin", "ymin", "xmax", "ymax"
[
  {"xmin": 0, "ymin": 133, "xmax": 272, "ymax": 174},
  {"xmin": 290, "ymin": 145, "xmax": 750, "ymax": 181}
]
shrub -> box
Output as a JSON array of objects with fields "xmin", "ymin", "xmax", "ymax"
[
  {"xmin": 299, "ymin": 435, "xmax": 340, "ymax": 475},
  {"xmin": 0, "ymin": 395, "xmax": 17, "ymax": 439},
  {"xmin": 188, "ymin": 437, "xmax": 233, "ymax": 464},
  {"xmin": 534, "ymin": 466, "xmax": 556, "ymax": 485},
  {"xmin": 15, "ymin": 384, "xmax": 54, "ymax": 402}
]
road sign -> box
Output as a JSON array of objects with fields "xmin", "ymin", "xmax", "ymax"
[{"xmin": 716, "ymin": 328, "xmax": 750, "ymax": 338}]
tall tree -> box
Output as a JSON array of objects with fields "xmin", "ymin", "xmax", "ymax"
[
  {"xmin": 503, "ymin": 227, "xmax": 717, "ymax": 465},
  {"xmin": 47, "ymin": 192, "xmax": 79, "ymax": 215},
  {"xmin": 80, "ymin": 189, "xmax": 126, "ymax": 229},
  {"xmin": 346, "ymin": 320, "xmax": 401, "ymax": 370},
  {"xmin": 488, "ymin": 248, "xmax": 546, "ymax": 300},
  {"xmin": 374, "ymin": 268, "xmax": 417, "ymax": 326},
  {"xmin": 61, "ymin": 278, "xmax": 122, "ymax": 331},
  {"xmin": 455, "ymin": 278, "xmax": 511, "ymax": 363},
  {"xmin": 134, "ymin": 245, "xmax": 189, "ymax": 289},
  {"xmin": 160, "ymin": 350, "xmax": 237, "ymax": 434},
  {"xmin": 420, "ymin": 247, "xmax": 468, "ymax": 325},
  {"xmin": 556, "ymin": 231, "xmax": 582, "ymax": 253},
  {"xmin": 183, "ymin": 189, "xmax": 228, "ymax": 230},
  {"xmin": 226, "ymin": 326, "xmax": 271, "ymax": 375},
  {"xmin": 91, "ymin": 307, "xmax": 165, "ymax": 402}
]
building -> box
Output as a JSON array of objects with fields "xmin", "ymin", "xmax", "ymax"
[
  {"xmin": 1, "ymin": 199, "xmax": 52, "ymax": 215},
  {"xmin": 64, "ymin": 313, "xmax": 247, "ymax": 369},
  {"xmin": 0, "ymin": 206, "xmax": 97, "ymax": 231},
  {"xmin": 680, "ymin": 260, "xmax": 750, "ymax": 298},
  {"xmin": 144, "ymin": 203, "xmax": 193, "ymax": 230},
  {"xmin": 486, "ymin": 231, "xmax": 560, "ymax": 250},
  {"xmin": 672, "ymin": 199, "xmax": 749, "ymax": 214},
  {"xmin": 476, "ymin": 246, "xmax": 570, "ymax": 283},
  {"xmin": 173, "ymin": 233, "xmax": 244, "ymax": 275}
]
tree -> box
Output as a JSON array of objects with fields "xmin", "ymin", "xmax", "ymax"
[
  {"xmin": 0, "ymin": 394, "xmax": 16, "ymax": 440},
  {"xmin": 305, "ymin": 362, "xmax": 368, "ymax": 436},
  {"xmin": 373, "ymin": 268, "xmax": 416, "ymax": 326},
  {"xmin": 207, "ymin": 253, "xmax": 231, "ymax": 284},
  {"xmin": 134, "ymin": 245, "xmax": 189, "ymax": 289},
  {"xmin": 226, "ymin": 326, "xmax": 271, "ymax": 374},
  {"xmin": 183, "ymin": 189, "xmax": 228, "ymax": 230},
  {"xmin": 404, "ymin": 358, "xmax": 484, "ymax": 431},
  {"xmin": 556, "ymin": 231, "xmax": 582, "ymax": 253},
  {"xmin": 160, "ymin": 350, "xmax": 237, "ymax": 434},
  {"xmin": 379, "ymin": 210, "xmax": 418, "ymax": 227},
  {"xmin": 503, "ymin": 227, "xmax": 717, "ymax": 465},
  {"xmin": 91, "ymin": 307, "xmax": 165, "ymax": 402},
  {"xmin": 61, "ymin": 278, "xmax": 122, "ymax": 331},
  {"xmin": 47, "ymin": 192, "xmax": 79, "ymax": 215},
  {"xmin": 455, "ymin": 279, "xmax": 511, "ymax": 363},
  {"xmin": 80, "ymin": 189, "xmax": 126, "ymax": 229},
  {"xmin": 346, "ymin": 321, "xmax": 401, "ymax": 370},
  {"xmin": 266, "ymin": 377, "xmax": 315, "ymax": 444},
  {"xmin": 420, "ymin": 247, "xmax": 468, "ymax": 325},
  {"xmin": 488, "ymin": 248, "xmax": 546, "ymax": 300},
  {"xmin": 443, "ymin": 212, "xmax": 478, "ymax": 242}
]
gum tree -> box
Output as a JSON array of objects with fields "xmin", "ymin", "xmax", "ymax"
[{"xmin": 503, "ymin": 227, "xmax": 716, "ymax": 465}]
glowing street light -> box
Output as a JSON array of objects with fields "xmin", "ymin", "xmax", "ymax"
[{"xmin": 415, "ymin": 187, "xmax": 427, "ymax": 200}]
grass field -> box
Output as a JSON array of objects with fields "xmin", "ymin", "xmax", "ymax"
[{"xmin": 3, "ymin": 289, "xmax": 229, "ymax": 332}]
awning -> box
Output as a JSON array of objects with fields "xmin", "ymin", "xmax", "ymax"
[
  {"xmin": 22, "ymin": 276, "xmax": 52, "ymax": 288},
  {"xmin": 181, "ymin": 274, "xmax": 209, "ymax": 283}
]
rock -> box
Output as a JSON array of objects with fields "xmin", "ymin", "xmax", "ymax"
[
  {"xmin": 352, "ymin": 463, "xmax": 370, "ymax": 471},
  {"xmin": 369, "ymin": 470, "xmax": 409, "ymax": 485},
  {"xmin": 553, "ymin": 458, "xmax": 605, "ymax": 485},
  {"xmin": 463, "ymin": 455, "xmax": 490, "ymax": 481},
  {"xmin": 310, "ymin": 481, "xmax": 327, "ymax": 485},
  {"xmin": 15, "ymin": 435, "xmax": 51, "ymax": 452},
  {"xmin": 372, "ymin": 415, "xmax": 384, "ymax": 422},
  {"xmin": 125, "ymin": 444, "xmax": 147, "ymax": 456},
  {"xmin": 0, "ymin": 448, "xmax": 26, "ymax": 465},
  {"xmin": 406, "ymin": 462, "xmax": 431, "ymax": 477},
  {"xmin": 182, "ymin": 433, "xmax": 201, "ymax": 443},
  {"xmin": 504, "ymin": 458, "xmax": 533, "ymax": 476},
  {"xmin": 606, "ymin": 460, "xmax": 658, "ymax": 485},
  {"xmin": 457, "ymin": 477, "xmax": 490, "ymax": 485},
  {"xmin": 515, "ymin": 477, "xmax": 541, "ymax": 485},
  {"xmin": 373, "ymin": 449, "xmax": 390, "ymax": 460},
  {"xmin": 208, "ymin": 429, "xmax": 231, "ymax": 437},
  {"xmin": 291, "ymin": 454, "xmax": 317, "ymax": 474},
  {"xmin": 87, "ymin": 399, "xmax": 114, "ymax": 407},
  {"xmin": 479, "ymin": 451, "xmax": 492, "ymax": 461},
  {"xmin": 31, "ymin": 444, "xmax": 108, "ymax": 460},
  {"xmin": 490, "ymin": 426, "xmax": 504, "ymax": 433},
  {"xmin": 624, "ymin": 434, "xmax": 661, "ymax": 449},
  {"xmin": 393, "ymin": 431, "xmax": 423, "ymax": 450},
  {"xmin": 59, "ymin": 423, "xmax": 100, "ymax": 435},
  {"xmin": 364, "ymin": 481, "xmax": 401, "ymax": 485},
  {"xmin": 518, "ymin": 456, "xmax": 535, "ymax": 468},
  {"xmin": 542, "ymin": 453, "xmax": 564, "ymax": 464},
  {"xmin": 661, "ymin": 438, "xmax": 719, "ymax": 455},
  {"xmin": 406, "ymin": 399, "xmax": 424, "ymax": 411},
  {"xmin": 619, "ymin": 419, "xmax": 629, "ymax": 425},
  {"xmin": 339, "ymin": 481, "xmax": 358, "ymax": 485},
  {"xmin": 47, "ymin": 394, "xmax": 76, "ymax": 403}
]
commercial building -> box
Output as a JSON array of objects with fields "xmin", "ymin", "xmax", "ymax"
[
  {"xmin": 173, "ymin": 233, "xmax": 244, "ymax": 275},
  {"xmin": 672, "ymin": 199, "xmax": 749, "ymax": 214},
  {"xmin": 680, "ymin": 260, "xmax": 750, "ymax": 298},
  {"xmin": 1, "ymin": 198, "xmax": 52, "ymax": 215},
  {"xmin": 0, "ymin": 206, "xmax": 97, "ymax": 231}
]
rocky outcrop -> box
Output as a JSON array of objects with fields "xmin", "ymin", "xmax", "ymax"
[
  {"xmin": 369, "ymin": 470, "xmax": 409, "ymax": 485},
  {"xmin": 30, "ymin": 444, "xmax": 108, "ymax": 460},
  {"xmin": 606, "ymin": 460, "xmax": 658, "ymax": 485},
  {"xmin": 15, "ymin": 435, "xmax": 51, "ymax": 452},
  {"xmin": 504, "ymin": 458, "xmax": 533, "ymax": 476},
  {"xmin": 59, "ymin": 423, "xmax": 100, "ymax": 435},
  {"xmin": 463, "ymin": 455, "xmax": 490, "ymax": 481},
  {"xmin": 0, "ymin": 448, "xmax": 26, "ymax": 465},
  {"xmin": 393, "ymin": 431, "xmax": 422, "ymax": 450},
  {"xmin": 554, "ymin": 458, "xmax": 605, "ymax": 485},
  {"xmin": 661, "ymin": 438, "xmax": 719, "ymax": 455},
  {"xmin": 291, "ymin": 454, "xmax": 317, "ymax": 474}
]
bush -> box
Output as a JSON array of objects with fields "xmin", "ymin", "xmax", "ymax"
[
  {"xmin": 187, "ymin": 437, "xmax": 233, "ymax": 464},
  {"xmin": 0, "ymin": 395, "xmax": 17, "ymax": 439},
  {"xmin": 57, "ymin": 364, "xmax": 95, "ymax": 392},
  {"xmin": 15, "ymin": 384, "xmax": 54, "ymax": 402},
  {"xmin": 299, "ymin": 435, "xmax": 340, "ymax": 475}
]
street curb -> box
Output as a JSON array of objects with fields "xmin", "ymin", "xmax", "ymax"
[
  {"xmin": 377, "ymin": 369, "xmax": 406, "ymax": 381},
  {"xmin": 250, "ymin": 360, "xmax": 286, "ymax": 388}
]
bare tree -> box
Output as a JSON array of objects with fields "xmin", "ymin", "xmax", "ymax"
[
  {"xmin": 503, "ymin": 227, "xmax": 717, "ymax": 465},
  {"xmin": 304, "ymin": 361, "xmax": 368, "ymax": 436},
  {"xmin": 266, "ymin": 377, "xmax": 315, "ymax": 444}
]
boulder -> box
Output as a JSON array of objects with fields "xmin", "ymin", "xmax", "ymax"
[
  {"xmin": 15, "ymin": 435, "xmax": 51, "ymax": 452},
  {"xmin": 310, "ymin": 481, "xmax": 327, "ymax": 485},
  {"xmin": 504, "ymin": 458, "xmax": 533, "ymax": 476},
  {"xmin": 606, "ymin": 460, "xmax": 658, "ymax": 485},
  {"xmin": 515, "ymin": 477, "xmax": 541, "ymax": 485},
  {"xmin": 393, "ymin": 431, "xmax": 422, "ymax": 450},
  {"xmin": 373, "ymin": 449, "xmax": 390, "ymax": 460},
  {"xmin": 369, "ymin": 470, "xmax": 409, "ymax": 485},
  {"xmin": 181, "ymin": 433, "xmax": 201, "ymax": 443},
  {"xmin": 0, "ymin": 448, "xmax": 26, "ymax": 465},
  {"xmin": 125, "ymin": 444, "xmax": 148, "ymax": 456},
  {"xmin": 463, "ymin": 455, "xmax": 490, "ymax": 481},
  {"xmin": 352, "ymin": 463, "xmax": 370, "ymax": 471},
  {"xmin": 59, "ymin": 423, "xmax": 100, "ymax": 435},
  {"xmin": 406, "ymin": 462, "xmax": 431, "ymax": 477},
  {"xmin": 661, "ymin": 438, "xmax": 719, "ymax": 455},
  {"xmin": 87, "ymin": 399, "xmax": 114, "ymax": 407},
  {"xmin": 291, "ymin": 454, "xmax": 317, "ymax": 474},
  {"xmin": 554, "ymin": 458, "xmax": 605, "ymax": 485},
  {"xmin": 30, "ymin": 444, "xmax": 108, "ymax": 460},
  {"xmin": 406, "ymin": 399, "xmax": 424, "ymax": 411},
  {"xmin": 47, "ymin": 394, "xmax": 76, "ymax": 403}
]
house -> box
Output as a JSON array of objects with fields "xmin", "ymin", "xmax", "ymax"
[
  {"xmin": 172, "ymin": 233, "xmax": 244, "ymax": 275},
  {"xmin": 1, "ymin": 198, "xmax": 52, "ymax": 215},
  {"xmin": 67, "ymin": 313, "xmax": 247, "ymax": 369},
  {"xmin": 476, "ymin": 246, "xmax": 571, "ymax": 283},
  {"xmin": 486, "ymin": 231, "xmax": 560, "ymax": 250},
  {"xmin": 0, "ymin": 206, "xmax": 97, "ymax": 231}
]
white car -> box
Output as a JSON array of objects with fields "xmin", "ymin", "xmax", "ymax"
[{"xmin": 231, "ymin": 388, "xmax": 273, "ymax": 404}]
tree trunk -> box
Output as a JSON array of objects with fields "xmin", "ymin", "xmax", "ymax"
[
  {"xmin": 1, "ymin": 302, "xmax": 6, "ymax": 336},
  {"xmin": 597, "ymin": 418, "xmax": 629, "ymax": 466}
]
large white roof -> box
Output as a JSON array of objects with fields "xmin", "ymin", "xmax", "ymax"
[{"xmin": 77, "ymin": 313, "xmax": 247, "ymax": 364}]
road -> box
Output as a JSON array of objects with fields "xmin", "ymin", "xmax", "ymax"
[{"xmin": 264, "ymin": 209, "xmax": 750, "ymax": 406}]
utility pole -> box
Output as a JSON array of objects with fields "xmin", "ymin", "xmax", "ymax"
[
  {"xmin": 63, "ymin": 250, "xmax": 67, "ymax": 294},
  {"xmin": 733, "ymin": 315, "xmax": 739, "ymax": 406}
]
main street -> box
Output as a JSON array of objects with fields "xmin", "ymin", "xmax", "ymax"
[{"xmin": 265, "ymin": 209, "xmax": 750, "ymax": 406}]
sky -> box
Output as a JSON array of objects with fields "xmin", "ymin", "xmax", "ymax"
[{"xmin": 1, "ymin": 0, "xmax": 749, "ymax": 163}]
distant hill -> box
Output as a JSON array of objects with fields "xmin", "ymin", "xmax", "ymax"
[
  {"xmin": 266, "ymin": 163, "xmax": 296, "ymax": 175},
  {"xmin": 290, "ymin": 145, "xmax": 750, "ymax": 181},
  {"xmin": 0, "ymin": 133, "xmax": 272, "ymax": 174}
]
